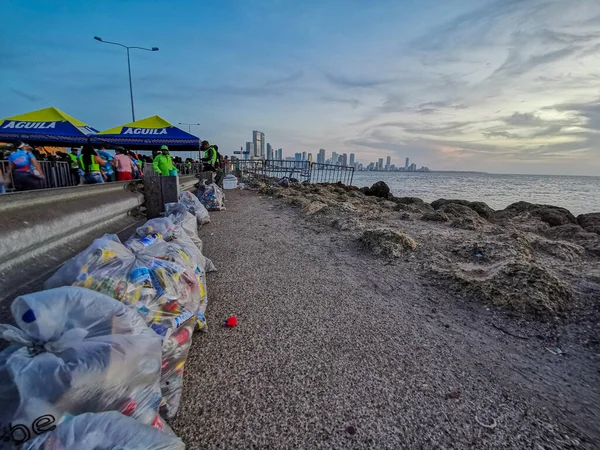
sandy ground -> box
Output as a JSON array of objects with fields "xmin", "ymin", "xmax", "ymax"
[{"xmin": 171, "ymin": 190, "xmax": 599, "ymax": 449}]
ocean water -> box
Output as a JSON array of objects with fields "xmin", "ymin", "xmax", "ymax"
[{"xmin": 351, "ymin": 172, "xmax": 600, "ymax": 216}]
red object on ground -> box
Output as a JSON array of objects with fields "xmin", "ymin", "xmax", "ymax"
[
  {"xmin": 225, "ymin": 316, "xmax": 238, "ymax": 327},
  {"xmin": 117, "ymin": 171, "xmax": 133, "ymax": 181}
]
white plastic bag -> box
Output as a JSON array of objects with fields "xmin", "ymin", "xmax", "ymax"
[
  {"xmin": 165, "ymin": 203, "xmax": 203, "ymax": 251},
  {"xmin": 0, "ymin": 287, "xmax": 164, "ymax": 447},
  {"xmin": 197, "ymin": 182, "xmax": 225, "ymax": 211},
  {"xmin": 178, "ymin": 191, "xmax": 210, "ymax": 225},
  {"xmin": 21, "ymin": 411, "xmax": 185, "ymax": 450}
]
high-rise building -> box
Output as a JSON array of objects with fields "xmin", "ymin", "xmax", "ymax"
[
  {"xmin": 318, "ymin": 148, "xmax": 326, "ymax": 164},
  {"xmin": 295, "ymin": 152, "xmax": 302, "ymax": 161},
  {"xmin": 266, "ymin": 143, "xmax": 273, "ymax": 160},
  {"xmin": 253, "ymin": 130, "xmax": 265, "ymax": 158},
  {"xmin": 405, "ymin": 157, "xmax": 409, "ymax": 169},
  {"xmin": 276, "ymin": 148, "xmax": 283, "ymax": 160},
  {"xmin": 307, "ymin": 152, "xmax": 312, "ymax": 162},
  {"xmin": 302, "ymin": 151, "xmax": 307, "ymax": 161},
  {"xmin": 386, "ymin": 156, "xmax": 391, "ymax": 170},
  {"xmin": 331, "ymin": 151, "xmax": 338, "ymax": 165},
  {"xmin": 409, "ymin": 162, "xmax": 417, "ymax": 171},
  {"xmin": 349, "ymin": 153, "xmax": 355, "ymax": 167},
  {"xmin": 245, "ymin": 142, "xmax": 255, "ymax": 160},
  {"xmin": 341, "ymin": 153, "xmax": 347, "ymax": 166},
  {"xmin": 378, "ymin": 158, "xmax": 384, "ymax": 170}
]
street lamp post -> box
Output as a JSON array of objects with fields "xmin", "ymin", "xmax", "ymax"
[
  {"xmin": 178, "ymin": 122, "xmax": 200, "ymax": 133},
  {"xmin": 94, "ymin": 36, "xmax": 159, "ymax": 121}
]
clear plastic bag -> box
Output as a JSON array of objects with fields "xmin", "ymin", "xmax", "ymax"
[
  {"xmin": 165, "ymin": 203, "xmax": 203, "ymax": 251},
  {"xmin": 44, "ymin": 232, "xmax": 208, "ymax": 419},
  {"xmin": 21, "ymin": 411, "xmax": 185, "ymax": 450},
  {"xmin": 178, "ymin": 191, "xmax": 210, "ymax": 225},
  {"xmin": 0, "ymin": 287, "xmax": 164, "ymax": 448},
  {"xmin": 197, "ymin": 182, "xmax": 225, "ymax": 211}
]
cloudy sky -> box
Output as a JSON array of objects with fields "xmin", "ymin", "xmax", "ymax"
[{"xmin": 2, "ymin": 0, "xmax": 600, "ymax": 175}]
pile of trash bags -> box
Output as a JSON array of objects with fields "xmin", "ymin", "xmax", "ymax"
[
  {"xmin": 197, "ymin": 181, "xmax": 225, "ymax": 211},
  {"xmin": 0, "ymin": 192, "xmax": 217, "ymax": 448},
  {"xmin": 0, "ymin": 287, "xmax": 166, "ymax": 447}
]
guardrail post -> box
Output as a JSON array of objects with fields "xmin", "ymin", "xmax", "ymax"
[{"xmin": 144, "ymin": 175, "xmax": 180, "ymax": 219}]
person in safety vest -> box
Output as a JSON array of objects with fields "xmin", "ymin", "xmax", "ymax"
[
  {"xmin": 80, "ymin": 145, "xmax": 107, "ymax": 184},
  {"xmin": 152, "ymin": 145, "xmax": 176, "ymax": 176},
  {"xmin": 201, "ymin": 141, "xmax": 217, "ymax": 171},
  {"xmin": 68, "ymin": 148, "xmax": 81, "ymax": 185}
]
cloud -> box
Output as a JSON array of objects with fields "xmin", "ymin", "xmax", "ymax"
[
  {"xmin": 8, "ymin": 88, "xmax": 42, "ymax": 102},
  {"xmin": 321, "ymin": 96, "xmax": 361, "ymax": 108},
  {"xmin": 482, "ymin": 130, "xmax": 523, "ymax": 139},
  {"xmin": 324, "ymin": 72, "xmax": 393, "ymax": 89},
  {"xmin": 503, "ymin": 112, "xmax": 545, "ymax": 127}
]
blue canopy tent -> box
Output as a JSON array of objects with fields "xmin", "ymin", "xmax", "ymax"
[
  {"xmin": 91, "ymin": 116, "xmax": 200, "ymax": 150},
  {"xmin": 0, "ymin": 107, "xmax": 97, "ymax": 145}
]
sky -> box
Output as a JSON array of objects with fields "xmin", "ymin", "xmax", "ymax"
[{"xmin": 1, "ymin": 0, "xmax": 600, "ymax": 175}]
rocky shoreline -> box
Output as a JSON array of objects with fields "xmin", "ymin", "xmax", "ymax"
[{"xmin": 258, "ymin": 181, "xmax": 600, "ymax": 330}]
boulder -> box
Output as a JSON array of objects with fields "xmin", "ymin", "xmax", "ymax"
[
  {"xmin": 431, "ymin": 198, "xmax": 494, "ymax": 219},
  {"xmin": 421, "ymin": 211, "xmax": 450, "ymax": 222},
  {"xmin": 438, "ymin": 203, "xmax": 482, "ymax": 220},
  {"xmin": 495, "ymin": 201, "xmax": 577, "ymax": 227},
  {"xmin": 361, "ymin": 181, "xmax": 392, "ymax": 199},
  {"xmin": 302, "ymin": 201, "xmax": 328, "ymax": 215},
  {"xmin": 577, "ymin": 212, "xmax": 600, "ymax": 235},
  {"xmin": 392, "ymin": 197, "xmax": 434, "ymax": 214},
  {"xmin": 361, "ymin": 228, "xmax": 417, "ymax": 258}
]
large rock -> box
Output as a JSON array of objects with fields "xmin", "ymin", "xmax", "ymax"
[
  {"xmin": 431, "ymin": 198, "xmax": 495, "ymax": 219},
  {"xmin": 392, "ymin": 197, "xmax": 434, "ymax": 214},
  {"xmin": 577, "ymin": 212, "xmax": 600, "ymax": 235},
  {"xmin": 495, "ymin": 201, "xmax": 577, "ymax": 227},
  {"xmin": 360, "ymin": 181, "xmax": 392, "ymax": 199},
  {"xmin": 435, "ymin": 261, "xmax": 573, "ymax": 316},
  {"xmin": 361, "ymin": 228, "xmax": 417, "ymax": 258},
  {"xmin": 421, "ymin": 211, "xmax": 449, "ymax": 222}
]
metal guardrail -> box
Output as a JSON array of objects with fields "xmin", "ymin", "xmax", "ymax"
[
  {"xmin": 1, "ymin": 160, "xmax": 75, "ymax": 191},
  {"xmin": 143, "ymin": 163, "xmax": 203, "ymax": 177},
  {"xmin": 229, "ymin": 159, "xmax": 354, "ymax": 185}
]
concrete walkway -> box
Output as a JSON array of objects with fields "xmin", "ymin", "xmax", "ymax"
[{"xmin": 171, "ymin": 190, "xmax": 596, "ymax": 449}]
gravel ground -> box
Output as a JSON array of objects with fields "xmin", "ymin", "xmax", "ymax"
[{"xmin": 171, "ymin": 190, "xmax": 599, "ymax": 449}]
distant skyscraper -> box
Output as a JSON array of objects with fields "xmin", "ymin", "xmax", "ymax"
[
  {"xmin": 318, "ymin": 148, "xmax": 326, "ymax": 164},
  {"xmin": 331, "ymin": 151, "xmax": 338, "ymax": 165},
  {"xmin": 405, "ymin": 157, "xmax": 409, "ymax": 169},
  {"xmin": 295, "ymin": 152, "xmax": 302, "ymax": 161},
  {"xmin": 386, "ymin": 156, "xmax": 391, "ymax": 170},
  {"xmin": 253, "ymin": 130, "xmax": 265, "ymax": 158},
  {"xmin": 302, "ymin": 151, "xmax": 307, "ymax": 161},
  {"xmin": 266, "ymin": 143, "xmax": 273, "ymax": 160},
  {"xmin": 349, "ymin": 153, "xmax": 355, "ymax": 167},
  {"xmin": 276, "ymin": 148, "xmax": 283, "ymax": 160},
  {"xmin": 342, "ymin": 153, "xmax": 348, "ymax": 166},
  {"xmin": 245, "ymin": 142, "xmax": 255, "ymax": 160},
  {"xmin": 378, "ymin": 158, "xmax": 384, "ymax": 170},
  {"xmin": 307, "ymin": 152, "xmax": 312, "ymax": 162}
]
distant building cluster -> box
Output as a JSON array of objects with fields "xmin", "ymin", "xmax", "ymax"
[{"xmin": 239, "ymin": 132, "xmax": 430, "ymax": 171}]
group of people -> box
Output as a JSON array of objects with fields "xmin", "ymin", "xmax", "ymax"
[
  {"xmin": 0, "ymin": 140, "xmax": 223, "ymax": 194},
  {"xmin": 67, "ymin": 145, "xmax": 146, "ymax": 185}
]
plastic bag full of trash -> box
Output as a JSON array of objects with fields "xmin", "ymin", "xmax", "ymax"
[
  {"xmin": 0, "ymin": 287, "xmax": 165, "ymax": 448},
  {"xmin": 21, "ymin": 411, "xmax": 185, "ymax": 450},
  {"xmin": 196, "ymin": 181, "xmax": 225, "ymax": 211},
  {"xmin": 164, "ymin": 203, "xmax": 203, "ymax": 251},
  {"xmin": 178, "ymin": 191, "xmax": 210, "ymax": 225}
]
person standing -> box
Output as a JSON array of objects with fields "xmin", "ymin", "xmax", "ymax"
[
  {"xmin": 113, "ymin": 147, "xmax": 134, "ymax": 181},
  {"xmin": 68, "ymin": 147, "xmax": 81, "ymax": 185},
  {"xmin": 97, "ymin": 147, "xmax": 115, "ymax": 182},
  {"xmin": 80, "ymin": 145, "xmax": 106, "ymax": 184},
  {"xmin": 152, "ymin": 145, "xmax": 176, "ymax": 176},
  {"xmin": 200, "ymin": 141, "xmax": 217, "ymax": 171},
  {"xmin": 8, "ymin": 143, "xmax": 44, "ymax": 191}
]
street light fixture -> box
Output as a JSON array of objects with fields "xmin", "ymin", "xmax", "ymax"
[
  {"xmin": 178, "ymin": 122, "xmax": 200, "ymax": 133},
  {"xmin": 94, "ymin": 36, "xmax": 159, "ymax": 121}
]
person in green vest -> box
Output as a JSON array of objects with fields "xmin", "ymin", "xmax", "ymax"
[
  {"xmin": 152, "ymin": 145, "xmax": 176, "ymax": 176},
  {"xmin": 68, "ymin": 147, "xmax": 81, "ymax": 185},
  {"xmin": 80, "ymin": 145, "xmax": 107, "ymax": 184},
  {"xmin": 201, "ymin": 140, "xmax": 217, "ymax": 171}
]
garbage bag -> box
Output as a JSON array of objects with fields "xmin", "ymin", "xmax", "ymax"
[
  {"xmin": 0, "ymin": 287, "xmax": 164, "ymax": 448},
  {"xmin": 21, "ymin": 411, "xmax": 185, "ymax": 450},
  {"xmin": 178, "ymin": 191, "xmax": 210, "ymax": 225},
  {"xmin": 44, "ymin": 234, "xmax": 207, "ymax": 419},
  {"xmin": 165, "ymin": 203, "xmax": 203, "ymax": 251},
  {"xmin": 197, "ymin": 182, "xmax": 225, "ymax": 211}
]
